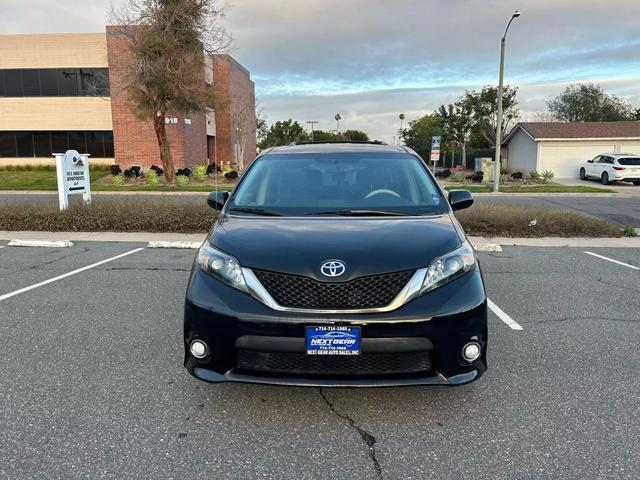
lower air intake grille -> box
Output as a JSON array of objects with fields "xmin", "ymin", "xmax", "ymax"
[
  {"xmin": 252, "ymin": 269, "xmax": 415, "ymax": 309},
  {"xmin": 236, "ymin": 350, "xmax": 433, "ymax": 377}
]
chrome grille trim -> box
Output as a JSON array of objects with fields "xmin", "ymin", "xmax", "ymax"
[{"xmin": 242, "ymin": 267, "xmax": 428, "ymax": 316}]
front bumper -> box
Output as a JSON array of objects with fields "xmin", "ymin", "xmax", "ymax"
[{"xmin": 184, "ymin": 266, "xmax": 487, "ymax": 387}]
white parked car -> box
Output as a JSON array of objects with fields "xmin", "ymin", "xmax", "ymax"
[{"xmin": 579, "ymin": 153, "xmax": 640, "ymax": 185}]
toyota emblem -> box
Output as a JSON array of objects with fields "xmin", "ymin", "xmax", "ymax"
[{"xmin": 320, "ymin": 260, "xmax": 346, "ymax": 277}]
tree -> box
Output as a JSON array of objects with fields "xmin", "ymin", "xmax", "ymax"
[
  {"xmin": 111, "ymin": 0, "xmax": 228, "ymax": 183},
  {"xmin": 310, "ymin": 130, "xmax": 344, "ymax": 142},
  {"xmin": 342, "ymin": 130, "xmax": 369, "ymax": 142},
  {"xmin": 256, "ymin": 101, "xmax": 268, "ymax": 143},
  {"xmin": 231, "ymin": 100, "xmax": 255, "ymax": 171},
  {"xmin": 258, "ymin": 120, "xmax": 310, "ymax": 148},
  {"xmin": 465, "ymin": 85, "xmax": 520, "ymax": 147},
  {"xmin": 438, "ymin": 100, "xmax": 474, "ymax": 168},
  {"xmin": 547, "ymin": 83, "xmax": 634, "ymax": 122},
  {"xmin": 400, "ymin": 114, "xmax": 443, "ymax": 159}
]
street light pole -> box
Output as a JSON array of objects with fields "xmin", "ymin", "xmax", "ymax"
[
  {"xmin": 307, "ymin": 121, "xmax": 319, "ymax": 142},
  {"xmin": 493, "ymin": 11, "xmax": 520, "ymax": 193}
]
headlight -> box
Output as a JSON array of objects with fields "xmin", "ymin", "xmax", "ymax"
[
  {"xmin": 196, "ymin": 243, "xmax": 248, "ymax": 292},
  {"xmin": 421, "ymin": 241, "xmax": 475, "ymax": 293}
]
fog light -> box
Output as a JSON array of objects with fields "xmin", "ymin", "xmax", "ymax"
[
  {"xmin": 190, "ymin": 340, "xmax": 208, "ymax": 359},
  {"xmin": 462, "ymin": 342, "xmax": 481, "ymax": 362}
]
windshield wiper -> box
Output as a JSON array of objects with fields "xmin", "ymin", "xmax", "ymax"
[
  {"xmin": 304, "ymin": 209, "xmax": 408, "ymax": 217},
  {"xmin": 229, "ymin": 207, "xmax": 283, "ymax": 217}
]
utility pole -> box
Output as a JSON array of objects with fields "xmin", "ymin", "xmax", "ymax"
[
  {"xmin": 493, "ymin": 11, "xmax": 521, "ymax": 193},
  {"xmin": 307, "ymin": 121, "xmax": 319, "ymax": 142}
]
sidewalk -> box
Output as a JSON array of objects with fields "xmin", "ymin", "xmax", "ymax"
[{"xmin": 2, "ymin": 231, "xmax": 639, "ymax": 249}]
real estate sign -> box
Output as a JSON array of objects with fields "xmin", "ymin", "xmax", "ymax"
[{"xmin": 55, "ymin": 150, "xmax": 91, "ymax": 210}]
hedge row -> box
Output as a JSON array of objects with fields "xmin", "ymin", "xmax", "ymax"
[{"xmin": 0, "ymin": 199, "xmax": 622, "ymax": 237}]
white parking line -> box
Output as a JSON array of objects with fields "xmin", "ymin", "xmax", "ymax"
[
  {"xmin": 583, "ymin": 251, "xmax": 640, "ymax": 271},
  {"xmin": 487, "ymin": 298, "xmax": 523, "ymax": 331},
  {"xmin": 0, "ymin": 248, "xmax": 145, "ymax": 303}
]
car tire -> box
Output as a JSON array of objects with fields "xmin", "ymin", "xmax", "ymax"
[
  {"xmin": 601, "ymin": 172, "xmax": 610, "ymax": 185},
  {"xmin": 634, "ymin": 181, "xmax": 640, "ymax": 186},
  {"xmin": 580, "ymin": 168, "xmax": 587, "ymax": 180}
]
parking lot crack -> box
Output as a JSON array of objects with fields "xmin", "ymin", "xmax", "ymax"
[
  {"xmin": 319, "ymin": 388, "xmax": 383, "ymax": 480},
  {"xmin": 596, "ymin": 276, "xmax": 640, "ymax": 295},
  {"xmin": 531, "ymin": 316, "xmax": 639, "ymax": 324}
]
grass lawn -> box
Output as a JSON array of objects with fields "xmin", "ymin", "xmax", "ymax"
[
  {"xmin": 92, "ymin": 184, "xmax": 233, "ymax": 192},
  {"xmin": 445, "ymin": 185, "xmax": 614, "ymax": 193},
  {"xmin": 0, "ymin": 168, "xmax": 233, "ymax": 192},
  {"xmin": 0, "ymin": 169, "xmax": 110, "ymax": 190}
]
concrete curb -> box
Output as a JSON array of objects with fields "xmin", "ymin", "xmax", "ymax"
[
  {"xmin": 2, "ymin": 231, "xmax": 639, "ymax": 248},
  {"xmin": 484, "ymin": 236, "xmax": 640, "ymax": 248},
  {"xmin": 0, "ymin": 231, "xmax": 207, "ymax": 243},
  {"xmin": 7, "ymin": 239, "xmax": 73, "ymax": 248},
  {"xmin": 147, "ymin": 241, "xmax": 203, "ymax": 249}
]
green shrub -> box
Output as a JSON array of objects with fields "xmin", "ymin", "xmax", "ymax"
[
  {"xmin": 529, "ymin": 171, "xmax": 541, "ymax": 182},
  {"xmin": 500, "ymin": 173, "xmax": 511, "ymax": 185},
  {"xmin": 0, "ymin": 201, "xmax": 621, "ymax": 237},
  {"xmin": 449, "ymin": 172, "xmax": 466, "ymax": 183},
  {"xmin": 221, "ymin": 163, "xmax": 233, "ymax": 176},
  {"xmin": 455, "ymin": 204, "xmax": 621, "ymax": 238},
  {"xmin": 622, "ymin": 224, "xmax": 638, "ymax": 237},
  {"xmin": 145, "ymin": 169, "xmax": 160, "ymax": 185},
  {"xmin": 521, "ymin": 171, "xmax": 532, "ymax": 184},
  {"xmin": 540, "ymin": 170, "xmax": 555, "ymax": 183},
  {"xmin": 193, "ymin": 164, "xmax": 208, "ymax": 182},
  {"xmin": 0, "ymin": 200, "xmax": 216, "ymax": 233},
  {"xmin": 112, "ymin": 174, "xmax": 125, "ymax": 185},
  {"xmin": 176, "ymin": 175, "xmax": 190, "ymax": 186}
]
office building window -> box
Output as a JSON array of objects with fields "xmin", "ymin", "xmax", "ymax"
[
  {"xmin": 0, "ymin": 131, "xmax": 114, "ymax": 158},
  {"xmin": 0, "ymin": 68, "xmax": 110, "ymax": 97}
]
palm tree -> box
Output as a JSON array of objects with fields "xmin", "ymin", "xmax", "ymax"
[{"xmin": 335, "ymin": 113, "xmax": 342, "ymax": 133}]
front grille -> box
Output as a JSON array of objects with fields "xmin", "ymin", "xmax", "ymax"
[
  {"xmin": 252, "ymin": 269, "xmax": 415, "ymax": 310},
  {"xmin": 236, "ymin": 350, "xmax": 433, "ymax": 377}
]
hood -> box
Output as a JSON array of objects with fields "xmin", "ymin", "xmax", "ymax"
[{"xmin": 210, "ymin": 215, "xmax": 463, "ymax": 281}]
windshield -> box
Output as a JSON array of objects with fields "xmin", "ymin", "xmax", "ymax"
[
  {"xmin": 618, "ymin": 157, "xmax": 640, "ymax": 166},
  {"xmin": 229, "ymin": 152, "xmax": 445, "ymax": 216}
]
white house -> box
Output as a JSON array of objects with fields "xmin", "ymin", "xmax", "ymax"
[{"xmin": 503, "ymin": 122, "xmax": 640, "ymax": 178}]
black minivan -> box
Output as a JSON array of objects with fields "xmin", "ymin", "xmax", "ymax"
[{"xmin": 184, "ymin": 142, "xmax": 486, "ymax": 386}]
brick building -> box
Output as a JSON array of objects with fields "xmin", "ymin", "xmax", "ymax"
[{"xmin": 0, "ymin": 31, "xmax": 256, "ymax": 169}]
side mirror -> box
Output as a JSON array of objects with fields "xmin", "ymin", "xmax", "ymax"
[
  {"xmin": 207, "ymin": 191, "xmax": 229, "ymax": 210},
  {"xmin": 448, "ymin": 189, "xmax": 474, "ymax": 211}
]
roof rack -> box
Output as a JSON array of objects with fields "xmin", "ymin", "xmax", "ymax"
[{"xmin": 290, "ymin": 140, "xmax": 388, "ymax": 146}]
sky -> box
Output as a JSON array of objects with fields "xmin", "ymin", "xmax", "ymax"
[{"xmin": 2, "ymin": 0, "xmax": 640, "ymax": 142}]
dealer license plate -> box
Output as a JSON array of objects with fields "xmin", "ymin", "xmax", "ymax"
[{"xmin": 305, "ymin": 326, "xmax": 361, "ymax": 355}]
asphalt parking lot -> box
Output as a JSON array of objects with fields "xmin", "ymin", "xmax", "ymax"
[{"xmin": 1, "ymin": 242, "xmax": 639, "ymax": 479}]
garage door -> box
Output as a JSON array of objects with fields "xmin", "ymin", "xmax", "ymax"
[
  {"xmin": 539, "ymin": 144, "xmax": 616, "ymax": 178},
  {"xmin": 621, "ymin": 144, "xmax": 640, "ymax": 155}
]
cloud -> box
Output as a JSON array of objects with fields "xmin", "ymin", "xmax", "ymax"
[{"xmin": 3, "ymin": 0, "xmax": 640, "ymax": 141}]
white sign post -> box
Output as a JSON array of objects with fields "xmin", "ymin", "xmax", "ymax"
[
  {"xmin": 54, "ymin": 150, "xmax": 91, "ymax": 211},
  {"xmin": 430, "ymin": 136, "xmax": 441, "ymax": 171}
]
